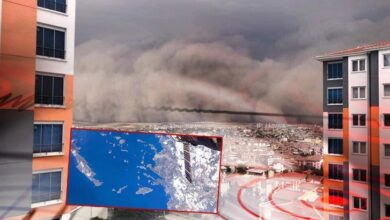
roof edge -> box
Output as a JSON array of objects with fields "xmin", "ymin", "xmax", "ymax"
[{"xmin": 315, "ymin": 42, "xmax": 390, "ymax": 61}]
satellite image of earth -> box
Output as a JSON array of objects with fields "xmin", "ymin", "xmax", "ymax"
[{"xmin": 67, "ymin": 129, "xmax": 221, "ymax": 213}]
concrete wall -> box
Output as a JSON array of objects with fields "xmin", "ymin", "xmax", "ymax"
[
  {"xmin": 36, "ymin": 0, "xmax": 76, "ymax": 76},
  {"xmin": 347, "ymin": 54, "xmax": 370, "ymax": 220},
  {"xmin": 379, "ymin": 48, "xmax": 390, "ymax": 219}
]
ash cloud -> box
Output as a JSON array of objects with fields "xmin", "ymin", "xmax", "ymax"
[{"xmin": 74, "ymin": 0, "xmax": 390, "ymax": 123}]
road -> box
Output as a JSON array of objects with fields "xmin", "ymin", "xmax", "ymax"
[{"xmin": 218, "ymin": 173, "xmax": 324, "ymax": 220}]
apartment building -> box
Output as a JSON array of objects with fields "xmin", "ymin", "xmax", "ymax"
[
  {"xmin": 0, "ymin": 0, "xmax": 75, "ymax": 219},
  {"xmin": 317, "ymin": 41, "xmax": 390, "ymax": 220}
]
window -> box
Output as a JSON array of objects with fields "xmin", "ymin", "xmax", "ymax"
[
  {"xmin": 328, "ymin": 138, "xmax": 343, "ymax": 155},
  {"xmin": 385, "ymin": 144, "xmax": 390, "ymax": 157},
  {"xmin": 329, "ymin": 215, "xmax": 344, "ymax": 220},
  {"xmin": 353, "ymin": 197, "xmax": 367, "ymax": 210},
  {"xmin": 328, "ymin": 88, "xmax": 343, "ymax": 104},
  {"xmin": 35, "ymin": 74, "xmax": 64, "ymax": 105},
  {"xmin": 359, "ymin": 59, "xmax": 365, "ymax": 71},
  {"xmin": 329, "ymin": 164, "xmax": 343, "ymax": 180},
  {"xmin": 384, "ymin": 84, "xmax": 390, "ymax": 97},
  {"xmin": 329, "ymin": 189, "xmax": 343, "ymax": 206},
  {"xmin": 385, "ymin": 174, "xmax": 390, "ymax": 187},
  {"xmin": 386, "ymin": 204, "xmax": 390, "ymax": 217},
  {"xmin": 33, "ymin": 124, "xmax": 63, "ymax": 154},
  {"xmin": 352, "ymin": 86, "xmax": 366, "ymax": 99},
  {"xmin": 352, "ymin": 142, "xmax": 367, "ymax": 154},
  {"xmin": 352, "ymin": 59, "xmax": 366, "ymax": 72},
  {"xmin": 352, "ymin": 114, "xmax": 366, "ymax": 126},
  {"xmin": 328, "ymin": 114, "xmax": 343, "ymax": 129},
  {"xmin": 384, "ymin": 54, "xmax": 390, "ymax": 67},
  {"xmin": 385, "ymin": 114, "xmax": 390, "ymax": 127},
  {"xmin": 328, "ymin": 63, "xmax": 343, "ymax": 79},
  {"xmin": 37, "ymin": 26, "xmax": 65, "ymax": 59},
  {"xmin": 38, "ymin": 0, "xmax": 66, "ymax": 13},
  {"xmin": 352, "ymin": 169, "xmax": 367, "ymax": 182},
  {"xmin": 32, "ymin": 170, "xmax": 61, "ymax": 204}
]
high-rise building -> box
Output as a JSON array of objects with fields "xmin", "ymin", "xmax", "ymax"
[
  {"xmin": 317, "ymin": 41, "xmax": 390, "ymax": 220},
  {"xmin": 0, "ymin": 0, "xmax": 75, "ymax": 219}
]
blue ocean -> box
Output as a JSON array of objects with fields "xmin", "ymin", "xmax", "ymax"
[{"xmin": 67, "ymin": 129, "xmax": 170, "ymax": 210}]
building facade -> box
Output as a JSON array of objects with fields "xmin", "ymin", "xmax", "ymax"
[
  {"xmin": 317, "ymin": 41, "xmax": 390, "ymax": 220},
  {"xmin": 0, "ymin": 0, "xmax": 75, "ymax": 219}
]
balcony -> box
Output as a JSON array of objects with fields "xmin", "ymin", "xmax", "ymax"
[
  {"xmin": 327, "ymin": 98, "xmax": 343, "ymax": 105},
  {"xmin": 37, "ymin": 46, "xmax": 66, "ymax": 60},
  {"xmin": 35, "ymin": 95, "xmax": 65, "ymax": 106},
  {"xmin": 33, "ymin": 143, "xmax": 63, "ymax": 154}
]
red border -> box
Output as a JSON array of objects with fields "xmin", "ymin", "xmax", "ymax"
[
  {"xmin": 216, "ymin": 135, "xmax": 223, "ymax": 215},
  {"xmin": 65, "ymin": 127, "xmax": 224, "ymax": 215}
]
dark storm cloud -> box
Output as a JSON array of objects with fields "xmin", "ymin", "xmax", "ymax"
[{"xmin": 74, "ymin": 0, "xmax": 390, "ymax": 123}]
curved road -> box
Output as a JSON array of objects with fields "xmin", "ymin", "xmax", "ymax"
[{"xmin": 219, "ymin": 173, "xmax": 324, "ymax": 220}]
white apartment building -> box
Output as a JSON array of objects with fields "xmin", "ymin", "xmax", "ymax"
[{"xmin": 317, "ymin": 41, "xmax": 390, "ymax": 220}]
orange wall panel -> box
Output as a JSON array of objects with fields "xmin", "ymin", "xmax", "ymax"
[
  {"xmin": 1, "ymin": 0, "xmax": 37, "ymax": 57},
  {"xmin": 322, "ymin": 108, "xmax": 349, "ymax": 217},
  {"xmin": 370, "ymin": 106, "xmax": 380, "ymax": 166},
  {"xmin": 32, "ymin": 75, "xmax": 74, "ymax": 220},
  {"xmin": 0, "ymin": 0, "xmax": 37, "ymax": 110},
  {"xmin": 3, "ymin": 0, "xmax": 37, "ymax": 8},
  {"xmin": 342, "ymin": 108, "xmax": 349, "ymax": 158}
]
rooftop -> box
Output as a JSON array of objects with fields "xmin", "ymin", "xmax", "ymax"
[
  {"xmin": 296, "ymin": 155, "xmax": 322, "ymax": 161},
  {"xmin": 316, "ymin": 40, "xmax": 390, "ymax": 61}
]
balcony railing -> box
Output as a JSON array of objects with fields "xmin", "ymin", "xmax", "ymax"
[
  {"xmin": 33, "ymin": 143, "xmax": 63, "ymax": 154},
  {"xmin": 32, "ymin": 190, "xmax": 61, "ymax": 204},
  {"xmin": 35, "ymin": 95, "xmax": 64, "ymax": 106},
  {"xmin": 327, "ymin": 98, "xmax": 343, "ymax": 104},
  {"xmin": 37, "ymin": 46, "xmax": 66, "ymax": 59},
  {"xmin": 38, "ymin": 0, "xmax": 67, "ymax": 13}
]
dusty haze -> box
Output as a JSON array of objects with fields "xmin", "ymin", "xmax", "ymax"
[{"xmin": 74, "ymin": 0, "xmax": 390, "ymax": 123}]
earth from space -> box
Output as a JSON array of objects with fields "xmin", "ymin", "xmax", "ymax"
[{"xmin": 67, "ymin": 129, "xmax": 221, "ymax": 213}]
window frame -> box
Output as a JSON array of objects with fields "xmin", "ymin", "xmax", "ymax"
[
  {"xmin": 352, "ymin": 169, "xmax": 367, "ymax": 182},
  {"xmin": 352, "ymin": 114, "xmax": 366, "ymax": 127},
  {"xmin": 35, "ymin": 72, "xmax": 65, "ymax": 107},
  {"xmin": 384, "ymin": 84, "xmax": 390, "ymax": 98},
  {"xmin": 384, "ymin": 53, "xmax": 390, "ymax": 68},
  {"xmin": 352, "ymin": 59, "xmax": 366, "ymax": 72},
  {"xmin": 36, "ymin": 24, "xmax": 67, "ymax": 60},
  {"xmin": 384, "ymin": 144, "xmax": 390, "ymax": 158},
  {"xmin": 351, "ymin": 86, "xmax": 366, "ymax": 100},
  {"xmin": 385, "ymin": 174, "xmax": 390, "ymax": 188},
  {"xmin": 328, "ymin": 113, "xmax": 343, "ymax": 130},
  {"xmin": 37, "ymin": 0, "xmax": 67, "ymax": 14},
  {"xmin": 352, "ymin": 141, "xmax": 367, "ymax": 155},
  {"xmin": 33, "ymin": 121, "xmax": 64, "ymax": 157},
  {"xmin": 327, "ymin": 62, "xmax": 343, "ymax": 80},
  {"xmin": 329, "ymin": 189, "xmax": 344, "ymax": 207},
  {"xmin": 328, "ymin": 163, "xmax": 344, "ymax": 181},
  {"xmin": 327, "ymin": 87, "xmax": 343, "ymax": 105},
  {"xmin": 31, "ymin": 169, "xmax": 63, "ymax": 208},
  {"xmin": 352, "ymin": 196, "xmax": 367, "ymax": 210},
  {"xmin": 384, "ymin": 114, "xmax": 390, "ymax": 127},
  {"xmin": 328, "ymin": 138, "xmax": 343, "ymax": 155},
  {"xmin": 385, "ymin": 204, "xmax": 390, "ymax": 217}
]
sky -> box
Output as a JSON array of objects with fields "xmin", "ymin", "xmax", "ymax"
[{"xmin": 74, "ymin": 0, "xmax": 390, "ymax": 123}]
